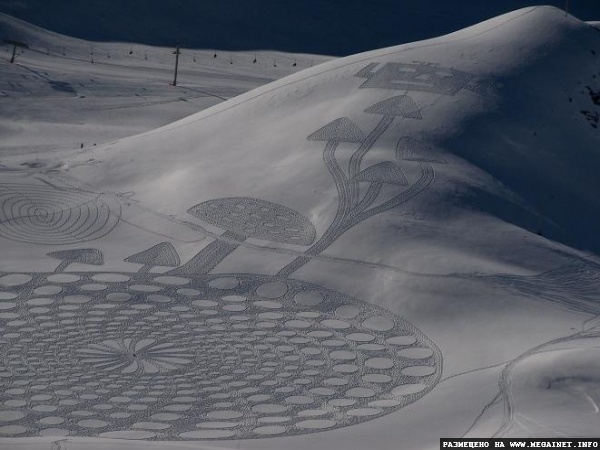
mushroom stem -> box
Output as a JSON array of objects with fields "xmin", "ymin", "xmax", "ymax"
[
  {"xmin": 354, "ymin": 182, "xmax": 383, "ymax": 214},
  {"xmin": 169, "ymin": 230, "xmax": 246, "ymax": 275},
  {"xmin": 54, "ymin": 260, "xmax": 70, "ymax": 273},
  {"xmin": 278, "ymin": 163, "xmax": 433, "ymax": 278},
  {"xmin": 348, "ymin": 115, "xmax": 395, "ymax": 205},
  {"xmin": 323, "ymin": 140, "xmax": 350, "ymax": 228},
  {"xmin": 351, "ymin": 162, "xmax": 434, "ymax": 222}
]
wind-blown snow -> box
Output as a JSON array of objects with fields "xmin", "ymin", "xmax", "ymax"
[{"xmin": 0, "ymin": 5, "xmax": 599, "ymax": 450}]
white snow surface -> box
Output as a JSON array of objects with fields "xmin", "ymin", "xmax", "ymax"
[
  {"xmin": 0, "ymin": 12, "xmax": 332, "ymax": 155},
  {"xmin": 0, "ymin": 5, "xmax": 600, "ymax": 449}
]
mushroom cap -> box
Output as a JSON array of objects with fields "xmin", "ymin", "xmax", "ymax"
[
  {"xmin": 364, "ymin": 95, "xmax": 423, "ymax": 119},
  {"xmin": 354, "ymin": 162, "xmax": 409, "ymax": 186},
  {"xmin": 125, "ymin": 242, "xmax": 181, "ymax": 267},
  {"xmin": 188, "ymin": 197, "xmax": 316, "ymax": 246},
  {"xmin": 47, "ymin": 248, "xmax": 104, "ymax": 265},
  {"xmin": 308, "ymin": 117, "xmax": 365, "ymax": 143},
  {"xmin": 396, "ymin": 137, "xmax": 446, "ymax": 164}
]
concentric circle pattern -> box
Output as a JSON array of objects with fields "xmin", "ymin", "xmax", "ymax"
[
  {"xmin": 0, "ymin": 272, "xmax": 441, "ymax": 440},
  {"xmin": 0, "ymin": 184, "xmax": 120, "ymax": 245}
]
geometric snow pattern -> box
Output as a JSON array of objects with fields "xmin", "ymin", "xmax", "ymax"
[
  {"xmin": 0, "ymin": 271, "xmax": 441, "ymax": 440},
  {"xmin": 77, "ymin": 338, "xmax": 193, "ymax": 374},
  {"xmin": 0, "ymin": 183, "xmax": 121, "ymax": 245},
  {"xmin": 307, "ymin": 117, "xmax": 365, "ymax": 143},
  {"xmin": 396, "ymin": 137, "xmax": 447, "ymax": 164},
  {"xmin": 125, "ymin": 243, "xmax": 181, "ymax": 270},
  {"xmin": 364, "ymin": 96, "xmax": 423, "ymax": 119},
  {"xmin": 359, "ymin": 62, "xmax": 474, "ymax": 96},
  {"xmin": 354, "ymin": 63, "xmax": 379, "ymax": 79},
  {"xmin": 354, "ymin": 162, "xmax": 409, "ymax": 186},
  {"xmin": 189, "ymin": 197, "xmax": 316, "ymax": 246}
]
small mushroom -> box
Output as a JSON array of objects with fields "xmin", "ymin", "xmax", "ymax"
[
  {"xmin": 396, "ymin": 137, "xmax": 446, "ymax": 164},
  {"xmin": 47, "ymin": 248, "xmax": 104, "ymax": 272},
  {"xmin": 352, "ymin": 162, "xmax": 408, "ymax": 212},
  {"xmin": 124, "ymin": 242, "xmax": 181, "ymax": 273},
  {"xmin": 364, "ymin": 95, "xmax": 423, "ymax": 120},
  {"xmin": 170, "ymin": 197, "xmax": 316, "ymax": 275},
  {"xmin": 307, "ymin": 117, "xmax": 365, "ymax": 143},
  {"xmin": 354, "ymin": 162, "xmax": 409, "ymax": 186}
]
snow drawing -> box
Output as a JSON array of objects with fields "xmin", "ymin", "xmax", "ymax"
[
  {"xmin": 278, "ymin": 95, "xmax": 443, "ymax": 278},
  {"xmin": 356, "ymin": 62, "xmax": 474, "ymax": 96},
  {"xmin": 171, "ymin": 198, "xmax": 316, "ymax": 275},
  {"xmin": 0, "ymin": 270, "xmax": 441, "ymax": 440},
  {"xmin": 0, "ymin": 183, "xmax": 121, "ymax": 245},
  {"xmin": 125, "ymin": 243, "xmax": 181, "ymax": 273},
  {"xmin": 0, "ymin": 60, "xmax": 465, "ymax": 440}
]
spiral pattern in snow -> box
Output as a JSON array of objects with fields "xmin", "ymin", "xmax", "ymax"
[{"xmin": 0, "ymin": 184, "xmax": 120, "ymax": 245}]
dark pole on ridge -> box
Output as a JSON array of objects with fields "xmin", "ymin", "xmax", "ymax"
[
  {"xmin": 9, "ymin": 43, "xmax": 16, "ymax": 64},
  {"xmin": 4, "ymin": 40, "xmax": 28, "ymax": 64},
  {"xmin": 173, "ymin": 45, "xmax": 181, "ymax": 86}
]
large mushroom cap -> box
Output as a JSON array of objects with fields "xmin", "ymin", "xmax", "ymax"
[{"xmin": 188, "ymin": 197, "xmax": 316, "ymax": 246}]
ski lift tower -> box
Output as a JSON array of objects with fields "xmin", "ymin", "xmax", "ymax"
[
  {"xmin": 4, "ymin": 39, "xmax": 29, "ymax": 64},
  {"xmin": 172, "ymin": 45, "xmax": 181, "ymax": 86}
]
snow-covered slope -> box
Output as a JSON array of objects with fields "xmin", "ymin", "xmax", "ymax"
[
  {"xmin": 65, "ymin": 5, "xmax": 600, "ymax": 260},
  {"xmin": 0, "ymin": 6, "xmax": 599, "ymax": 450},
  {"xmin": 0, "ymin": 12, "xmax": 331, "ymax": 154}
]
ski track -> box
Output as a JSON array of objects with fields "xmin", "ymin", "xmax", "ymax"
[{"xmin": 462, "ymin": 323, "xmax": 600, "ymax": 439}]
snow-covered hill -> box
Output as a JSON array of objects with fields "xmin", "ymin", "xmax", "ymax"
[
  {"xmin": 0, "ymin": 12, "xmax": 331, "ymax": 155},
  {"xmin": 0, "ymin": 6, "xmax": 599, "ymax": 450}
]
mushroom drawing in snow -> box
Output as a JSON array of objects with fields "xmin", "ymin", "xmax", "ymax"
[
  {"xmin": 124, "ymin": 242, "xmax": 181, "ymax": 273},
  {"xmin": 170, "ymin": 197, "xmax": 316, "ymax": 275},
  {"xmin": 352, "ymin": 161, "xmax": 409, "ymax": 212},
  {"xmin": 396, "ymin": 137, "xmax": 447, "ymax": 164},
  {"xmin": 363, "ymin": 94, "xmax": 423, "ymax": 120},
  {"xmin": 354, "ymin": 161, "xmax": 409, "ymax": 185},
  {"xmin": 47, "ymin": 248, "xmax": 104, "ymax": 272}
]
